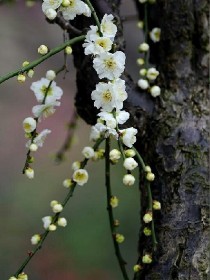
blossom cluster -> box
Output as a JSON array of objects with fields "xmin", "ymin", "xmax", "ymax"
[
  {"xmin": 23, "ymin": 70, "xmax": 63, "ymax": 179},
  {"xmin": 41, "ymin": 0, "xmax": 91, "ymax": 21}
]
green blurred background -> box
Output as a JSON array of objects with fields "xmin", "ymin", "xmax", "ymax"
[{"xmin": 0, "ymin": 1, "xmax": 141, "ymax": 279}]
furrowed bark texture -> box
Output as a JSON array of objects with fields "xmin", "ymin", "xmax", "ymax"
[
  {"xmin": 67, "ymin": 0, "xmax": 209, "ymax": 279},
  {"xmin": 134, "ymin": 1, "xmax": 209, "ymax": 279}
]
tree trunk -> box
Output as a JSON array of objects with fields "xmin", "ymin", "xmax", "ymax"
[{"xmin": 68, "ymin": 0, "xmax": 209, "ymax": 279}]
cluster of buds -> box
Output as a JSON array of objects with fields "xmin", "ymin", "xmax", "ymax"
[
  {"xmin": 136, "ymin": 0, "xmax": 161, "ymax": 98},
  {"xmin": 9, "ymin": 272, "xmax": 28, "ymax": 280}
]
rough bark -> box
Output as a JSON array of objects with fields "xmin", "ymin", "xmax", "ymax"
[
  {"xmin": 134, "ymin": 1, "xmax": 210, "ymax": 279},
  {"xmin": 65, "ymin": 0, "xmax": 209, "ymax": 279}
]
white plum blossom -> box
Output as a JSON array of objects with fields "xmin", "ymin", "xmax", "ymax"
[
  {"xmin": 112, "ymin": 79, "xmax": 128, "ymax": 107},
  {"xmin": 101, "ymin": 14, "xmax": 117, "ymax": 40},
  {"xmin": 59, "ymin": 0, "xmax": 91, "ymax": 20},
  {"xmin": 23, "ymin": 117, "xmax": 36, "ymax": 133},
  {"xmin": 72, "ymin": 169, "xmax": 89, "ymax": 186},
  {"xmin": 42, "ymin": 0, "xmax": 62, "ymax": 13},
  {"xmin": 30, "ymin": 78, "xmax": 63, "ymax": 103},
  {"xmin": 42, "ymin": 216, "xmax": 52, "ymax": 229},
  {"xmin": 89, "ymin": 125, "xmax": 101, "ymax": 141},
  {"xmin": 149, "ymin": 27, "xmax": 161, "ymax": 42},
  {"xmin": 123, "ymin": 157, "xmax": 138, "ymax": 171},
  {"xmin": 91, "ymin": 82, "xmax": 115, "ymax": 112},
  {"xmin": 115, "ymin": 110, "xmax": 130, "ymax": 124},
  {"xmin": 32, "ymin": 101, "xmax": 61, "ymax": 120},
  {"xmin": 34, "ymin": 129, "xmax": 51, "ymax": 147},
  {"xmin": 93, "ymin": 51, "xmax": 125, "ymax": 80},
  {"xmin": 92, "ymin": 122, "xmax": 118, "ymax": 139},
  {"xmin": 83, "ymin": 26, "xmax": 112, "ymax": 55},
  {"xmin": 82, "ymin": 146, "xmax": 95, "ymax": 159},
  {"xmin": 146, "ymin": 68, "xmax": 159, "ymax": 80},
  {"xmin": 98, "ymin": 112, "xmax": 117, "ymax": 129},
  {"xmin": 120, "ymin": 127, "xmax": 138, "ymax": 148}
]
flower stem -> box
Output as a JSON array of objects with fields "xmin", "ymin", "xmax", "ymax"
[
  {"xmin": 85, "ymin": 0, "xmax": 102, "ymax": 35},
  {"xmin": 105, "ymin": 137, "xmax": 129, "ymax": 280},
  {"xmin": 0, "ymin": 35, "xmax": 85, "ymax": 85}
]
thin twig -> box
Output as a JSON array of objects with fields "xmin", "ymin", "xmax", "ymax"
[
  {"xmin": 0, "ymin": 35, "xmax": 85, "ymax": 85},
  {"xmin": 85, "ymin": 0, "xmax": 102, "ymax": 35},
  {"xmin": 105, "ymin": 137, "xmax": 129, "ymax": 280}
]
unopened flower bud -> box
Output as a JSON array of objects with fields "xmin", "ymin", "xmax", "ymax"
[
  {"xmin": 110, "ymin": 196, "xmax": 119, "ymax": 208},
  {"xmin": 25, "ymin": 167, "xmax": 34, "ymax": 179},
  {"xmin": 147, "ymin": 68, "xmax": 159, "ymax": 80},
  {"xmin": 139, "ymin": 42, "xmax": 149, "ymax": 52},
  {"xmin": 62, "ymin": 0, "xmax": 70, "ymax": 6},
  {"xmin": 137, "ymin": 21, "xmax": 144, "ymax": 29},
  {"xmin": 22, "ymin": 61, "xmax": 29, "ymax": 67},
  {"xmin": 143, "ymin": 227, "xmax": 152, "ymax": 236},
  {"xmin": 146, "ymin": 172, "xmax": 155, "ymax": 181},
  {"xmin": 72, "ymin": 161, "xmax": 81, "ymax": 171},
  {"xmin": 29, "ymin": 143, "xmax": 38, "ymax": 152},
  {"xmin": 153, "ymin": 200, "xmax": 161, "ymax": 210},
  {"xmin": 114, "ymin": 219, "xmax": 120, "ymax": 227},
  {"xmin": 133, "ymin": 264, "xmax": 142, "ymax": 272},
  {"xmin": 143, "ymin": 212, "xmax": 153, "ymax": 223},
  {"xmin": 137, "ymin": 79, "xmax": 149, "ymax": 90},
  {"xmin": 45, "ymin": 8, "xmax": 57, "ymax": 20},
  {"xmin": 38, "ymin": 45, "xmax": 48, "ymax": 55},
  {"xmin": 139, "ymin": 68, "xmax": 147, "ymax": 76},
  {"xmin": 65, "ymin": 46, "xmax": 72, "ymax": 55},
  {"xmin": 17, "ymin": 74, "xmax": 26, "ymax": 83},
  {"xmin": 27, "ymin": 69, "xmax": 34, "ymax": 78},
  {"xmin": 142, "ymin": 254, "xmax": 152, "ymax": 264},
  {"xmin": 137, "ymin": 58, "xmax": 144, "ymax": 65},
  {"xmin": 115, "ymin": 233, "xmax": 125, "ymax": 243},
  {"xmin": 123, "ymin": 174, "xmax": 135, "ymax": 186},
  {"xmin": 123, "ymin": 158, "xmax": 138, "ymax": 171},
  {"xmin": 109, "ymin": 149, "xmax": 121, "ymax": 163},
  {"xmin": 50, "ymin": 200, "xmax": 58, "ymax": 207},
  {"xmin": 52, "ymin": 203, "xmax": 63, "ymax": 213},
  {"xmin": 150, "ymin": 85, "xmax": 161, "ymax": 97},
  {"xmin": 48, "ymin": 224, "xmax": 57, "ymax": 231},
  {"xmin": 31, "ymin": 234, "xmax": 41, "ymax": 245},
  {"xmin": 124, "ymin": 149, "xmax": 136, "ymax": 158},
  {"xmin": 63, "ymin": 178, "xmax": 73, "ymax": 188},
  {"xmin": 139, "ymin": 0, "xmax": 147, "ymax": 3},
  {"xmin": 144, "ymin": 165, "xmax": 151, "ymax": 173},
  {"xmin": 46, "ymin": 70, "xmax": 56, "ymax": 81},
  {"xmin": 150, "ymin": 27, "xmax": 161, "ymax": 42},
  {"xmin": 17, "ymin": 272, "xmax": 28, "ymax": 280},
  {"xmin": 57, "ymin": 217, "xmax": 67, "ymax": 227},
  {"xmin": 8, "ymin": 277, "xmax": 17, "ymax": 280}
]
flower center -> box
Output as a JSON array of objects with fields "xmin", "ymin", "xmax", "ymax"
[
  {"xmin": 104, "ymin": 58, "xmax": 116, "ymax": 70},
  {"xmin": 102, "ymin": 90, "xmax": 112, "ymax": 102}
]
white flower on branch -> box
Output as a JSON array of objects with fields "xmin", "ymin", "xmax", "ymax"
[
  {"xmin": 32, "ymin": 101, "xmax": 61, "ymax": 120},
  {"xmin": 123, "ymin": 157, "xmax": 138, "ymax": 171},
  {"xmin": 82, "ymin": 146, "xmax": 95, "ymax": 159},
  {"xmin": 23, "ymin": 117, "xmax": 36, "ymax": 133},
  {"xmin": 42, "ymin": 216, "xmax": 52, "ymax": 229},
  {"xmin": 146, "ymin": 67, "xmax": 159, "ymax": 81},
  {"xmin": 30, "ymin": 78, "xmax": 63, "ymax": 103},
  {"xmin": 101, "ymin": 14, "xmax": 117, "ymax": 40},
  {"xmin": 93, "ymin": 51, "xmax": 125, "ymax": 80},
  {"xmin": 60, "ymin": 0, "xmax": 91, "ymax": 20},
  {"xmin": 120, "ymin": 127, "xmax": 138, "ymax": 148},
  {"xmin": 83, "ymin": 26, "xmax": 113, "ymax": 55},
  {"xmin": 93, "ymin": 122, "xmax": 118, "ymax": 139},
  {"xmin": 149, "ymin": 27, "xmax": 161, "ymax": 43},
  {"xmin": 42, "ymin": 0, "xmax": 62, "ymax": 13},
  {"xmin": 72, "ymin": 169, "xmax": 89, "ymax": 186}
]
